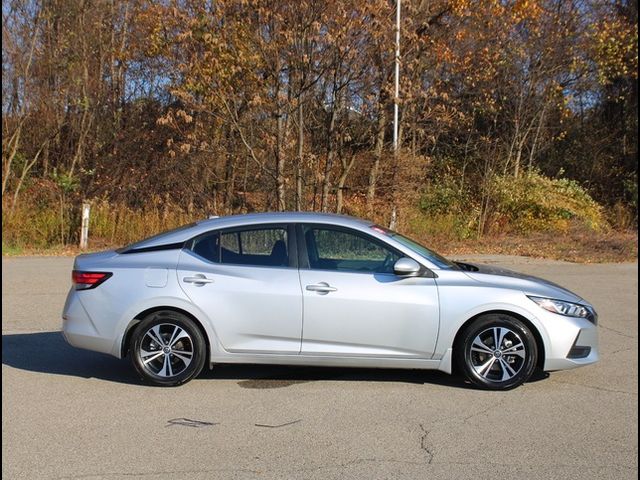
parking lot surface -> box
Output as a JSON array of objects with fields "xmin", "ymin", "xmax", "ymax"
[{"xmin": 2, "ymin": 255, "xmax": 638, "ymax": 479}]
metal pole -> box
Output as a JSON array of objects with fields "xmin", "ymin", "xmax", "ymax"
[
  {"xmin": 390, "ymin": 0, "xmax": 401, "ymax": 229},
  {"xmin": 392, "ymin": 0, "xmax": 401, "ymax": 153}
]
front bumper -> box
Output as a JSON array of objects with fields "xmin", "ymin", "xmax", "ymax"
[{"xmin": 538, "ymin": 308, "xmax": 599, "ymax": 371}]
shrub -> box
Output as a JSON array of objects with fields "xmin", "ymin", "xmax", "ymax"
[
  {"xmin": 489, "ymin": 172, "xmax": 606, "ymax": 233},
  {"xmin": 411, "ymin": 171, "xmax": 606, "ymax": 238},
  {"xmin": 419, "ymin": 176, "xmax": 471, "ymax": 216},
  {"xmin": 415, "ymin": 176, "xmax": 478, "ymax": 240}
]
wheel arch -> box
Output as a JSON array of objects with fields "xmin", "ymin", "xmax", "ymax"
[
  {"xmin": 451, "ymin": 309, "xmax": 546, "ymax": 372},
  {"xmin": 121, "ymin": 306, "xmax": 211, "ymax": 363}
]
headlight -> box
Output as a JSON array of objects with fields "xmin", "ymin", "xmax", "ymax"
[{"xmin": 527, "ymin": 296, "xmax": 590, "ymax": 318}]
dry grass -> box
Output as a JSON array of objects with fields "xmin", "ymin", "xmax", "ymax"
[
  {"xmin": 435, "ymin": 229, "xmax": 638, "ymax": 264},
  {"xmin": 3, "ymin": 194, "xmax": 637, "ymax": 263}
]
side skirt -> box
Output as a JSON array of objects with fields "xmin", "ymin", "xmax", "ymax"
[{"xmin": 209, "ymin": 352, "xmax": 448, "ymax": 372}]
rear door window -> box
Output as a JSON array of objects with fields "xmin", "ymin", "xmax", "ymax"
[{"xmin": 190, "ymin": 227, "xmax": 289, "ymax": 267}]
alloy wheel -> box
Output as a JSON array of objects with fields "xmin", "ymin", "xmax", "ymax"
[
  {"xmin": 468, "ymin": 326, "xmax": 526, "ymax": 383},
  {"xmin": 138, "ymin": 323, "xmax": 195, "ymax": 378}
]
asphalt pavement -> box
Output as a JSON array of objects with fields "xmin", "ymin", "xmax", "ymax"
[{"xmin": 2, "ymin": 255, "xmax": 638, "ymax": 479}]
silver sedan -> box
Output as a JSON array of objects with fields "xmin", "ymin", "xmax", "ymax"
[{"xmin": 62, "ymin": 212, "xmax": 598, "ymax": 389}]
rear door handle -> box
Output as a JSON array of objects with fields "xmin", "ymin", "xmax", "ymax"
[
  {"xmin": 306, "ymin": 282, "xmax": 337, "ymax": 294},
  {"xmin": 183, "ymin": 275, "xmax": 215, "ymax": 285}
]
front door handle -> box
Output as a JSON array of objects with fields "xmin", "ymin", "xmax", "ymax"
[
  {"xmin": 306, "ymin": 282, "xmax": 337, "ymax": 294},
  {"xmin": 183, "ymin": 274, "xmax": 215, "ymax": 285}
]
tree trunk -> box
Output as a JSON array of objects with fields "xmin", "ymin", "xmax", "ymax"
[
  {"xmin": 69, "ymin": 6, "xmax": 93, "ymax": 180},
  {"xmin": 336, "ymin": 154, "xmax": 356, "ymax": 214},
  {"xmin": 513, "ymin": 145, "xmax": 522, "ymax": 179},
  {"xmin": 275, "ymin": 109, "xmax": 287, "ymax": 211},
  {"xmin": 321, "ymin": 96, "xmax": 338, "ymax": 212},
  {"xmin": 295, "ymin": 99, "xmax": 304, "ymax": 211},
  {"xmin": 10, "ymin": 144, "xmax": 44, "ymax": 215},
  {"xmin": 527, "ymin": 103, "xmax": 548, "ymax": 174},
  {"xmin": 367, "ymin": 105, "xmax": 386, "ymax": 207},
  {"xmin": 2, "ymin": 8, "xmax": 41, "ymax": 195},
  {"xmin": 2, "ymin": 124, "xmax": 23, "ymax": 195},
  {"xmin": 224, "ymin": 150, "xmax": 235, "ymax": 212}
]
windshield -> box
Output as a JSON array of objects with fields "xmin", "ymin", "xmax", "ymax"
[{"xmin": 371, "ymin": 225, "xmax": 458, "ymax": 269}]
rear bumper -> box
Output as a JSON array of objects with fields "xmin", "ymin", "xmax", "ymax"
[{"xmin": 61, "ymin": 289, "xmax": 114, "ymax": 355}]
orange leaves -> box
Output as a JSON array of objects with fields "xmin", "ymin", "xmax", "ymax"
[{"xmin": 512, "ymin": 0, "xmax": 544, "ymax": 23}]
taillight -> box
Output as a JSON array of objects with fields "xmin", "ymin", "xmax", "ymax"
[{"xmin": 72, "ymin": 271, "xmax": 112, "ymax": 290}]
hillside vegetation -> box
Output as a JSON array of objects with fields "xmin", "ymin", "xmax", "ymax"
[{"xmin": 2, "ymin": 1, "xmax": 637, "ymax": 257}]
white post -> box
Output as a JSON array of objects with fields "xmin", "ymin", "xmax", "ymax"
[
  {"xmin": 390, "ymin": 0, "xmax": 401, "ymax": 230},
  {"xmin": 80, "ymin": 202, "xmax": 90, "ymax": 250}
]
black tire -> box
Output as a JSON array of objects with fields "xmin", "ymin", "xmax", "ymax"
[
  {"xmin": 456, "ymin": 314, "xmax": 538, "ymax": 390},
  {"xmin": 131, "ymin": 311, "xmax": 206, "ymax": 387}
]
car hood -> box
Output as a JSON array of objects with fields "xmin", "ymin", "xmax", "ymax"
[{"xmin": 461, "ymin": 263, "xmax": 584, "ymax": 303}]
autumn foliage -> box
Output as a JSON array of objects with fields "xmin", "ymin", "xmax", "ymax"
[{"xmin": 2, "ymin": 0, "xmax": 637, "ymax": 249}]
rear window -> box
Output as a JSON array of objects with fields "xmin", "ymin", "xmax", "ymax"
[{"xmin": 117, "ymin": 223, "xmax": 197, "ymax": 253}]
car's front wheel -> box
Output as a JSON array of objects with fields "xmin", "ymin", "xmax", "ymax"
[
  {"xmin": 131, "ymin": 311, "xmax": 206, "ymax": 386},
  {"xmin": 457, "ymin": 314, "xmax": 538, "ymax": 390}
]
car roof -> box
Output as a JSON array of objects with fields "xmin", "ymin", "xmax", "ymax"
[
  {"xmin": 198, "ymin": 211, "xmax": 372, "ymax": 228},
  {"xmin": 126, "ymin": 212, "xmax": 375, "ymax": 249}
]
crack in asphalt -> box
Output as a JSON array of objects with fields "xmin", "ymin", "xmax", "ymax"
[
  {"xmin": 418, "ymin": 423, "xmax": 435, "ymax": 464},
  {"xmin": 255, "ymin": 419, "xmax": 302, "ymax": 428},
  {"xmin": 165, "ymin": 418, "xmax": 217, "ymax": 428}
]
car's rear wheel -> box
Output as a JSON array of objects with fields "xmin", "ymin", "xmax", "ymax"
[
  {"xmin": 131, "ymin": 311, "xmax": 206, "ymax": 386},
  {"xmin": 457, "ymin": 314, "xmax": 538, "ymax": 390}
]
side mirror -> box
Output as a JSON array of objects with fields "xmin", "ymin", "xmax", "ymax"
[{"xmin": 393, "ymin": 257, "xmax": 421, "ymax": 277}]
